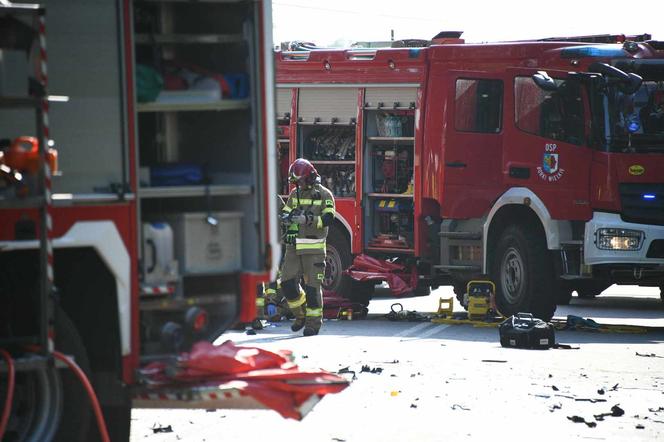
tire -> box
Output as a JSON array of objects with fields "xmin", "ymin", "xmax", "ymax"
[
  {"xmin": 325, "ymin": 226, "xmax": 374, "ymax": 305},
  {"xmin": 54, "ymin": 307, "xmax": 93, "ymax": 442},
  {"xmin": 453, "ymin": 281, "xmax": 468, "ymax": 305},
  {"xmin": 574, "ymin": 281, "xmax": 609, "ymax": 299},
  {"xmin": 491, "ymin": 225, "xmax": 556, "ymax": 321},
  {"xmin": 554, "ymin": 280, "xmax": 573, "ymax": 305}
]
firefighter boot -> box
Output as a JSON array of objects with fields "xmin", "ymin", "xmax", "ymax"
[
  {"xmin": 303, "ymin": 285, "xmax": 323, "ymax": 336},
  {"xmin": 282, "ymin": 279, "xmax": 307, "ymax": 332}
]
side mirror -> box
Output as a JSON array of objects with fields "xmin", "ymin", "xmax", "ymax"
[
  {"xmin": 532, "ymin": 71, "xmax": 558, "ymax": 91},
  {"xmin": 588, "ymin": 62, "xmax": 643, "ymax": 94}
]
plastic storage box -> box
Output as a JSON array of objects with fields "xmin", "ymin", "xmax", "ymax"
[{"xmin": 164, "ymin": 212, "xmax": 243, "ymax": 274}]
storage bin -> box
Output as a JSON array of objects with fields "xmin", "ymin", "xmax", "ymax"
[{"xmin": 164, "ymin": 212, "xmax": 243, "ymax": 274}]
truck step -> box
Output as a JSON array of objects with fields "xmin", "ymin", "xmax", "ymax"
[
  {"xmin": 438, "ymin": 231, "xmax": 482, "ymax": 240},
  {"xmin": 434, "ymin": 264, "xmax": 482, "ymax": 272}
]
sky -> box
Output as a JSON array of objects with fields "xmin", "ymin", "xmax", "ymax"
[{"xmin": 272, "ymin": 0, "xmax": 663, "ymax": 47}]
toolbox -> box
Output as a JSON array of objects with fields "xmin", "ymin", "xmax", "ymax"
[
  {"xmin": 499, "ymin": 313, "xmax": 555, "ymax": 349},
  {"xmin": 164, "ymin": 212, "xmax": 243, "ymax": 274}
]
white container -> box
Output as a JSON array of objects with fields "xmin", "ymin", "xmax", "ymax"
[
  {"xmin": 165, "ymin": 212, "xmax": 243, "ymax": 274},
  {"xmin": 142, "ymin": 222, "xmax": 178, "ymax": 285}
]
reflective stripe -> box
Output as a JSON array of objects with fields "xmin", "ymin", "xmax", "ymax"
[
  {"xmin": 292, "ymin": 198, "xmax": 322, "ymax": 206},
  {"xmin": 324, "ymin": 199, "xmax": 333, "ymax": 206},
  {"xmin": 306, "ymin": 307, "xmax": 322, "ymax": 317},
  {"xmin": 317, "ymin": 273, "xmax": 324, "ymax": 280},
  {"xmin": 316, "ymin": 216, "xmax": 323, "ymax": 229},
  {"xmin": 264, "ymin": 288, "xmax": 276, "ymax": 295},
  {"xmin": 295, "ymin": 238, "xmax": 326, "ymax": 244},
  {"xmin": 287, "ymin": 292, "xmax": 306, "ymax": 308},
  {"xmin": 282, "ymin": 205, "xmax": 293, "ymax": 213},
  {"xmin": 256, "ymin": 298, "xmax": 265, "ymax": 307},
  {"xmin": 296, "ymin": 243, "xmax": 326, "ymax": 252},
  {"xmin": 322, "ymin": 207, "xmax": 335, "ymax": 215}
]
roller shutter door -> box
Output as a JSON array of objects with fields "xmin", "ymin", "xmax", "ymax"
[
  {"xmin": 364, "ymin": 87, "xmax": 418, "ymax": 108},
  {"xmin": 298, "ymin": 87, "xmax": 358, "ymax": 124},
  {"xmin": 276, "ymin": 88, "xmax": 292, "ymax": 119}
]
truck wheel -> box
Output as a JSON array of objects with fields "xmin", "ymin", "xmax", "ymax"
[
  {"xmin": 324, "ymin": 226, "xmax": 373, "ymax": 305},
  {"xmin": 491, "ymin": 225, "xmax": 556, "ymax": 321},
  {"xmin": 554, "ymin": 280, "xmax": 573, "ymax": 305},
  {"xmin": 575, "ymin": 281, "xmax": 609, "ymax": 299},
  {"xmin": 54, "ymin": 307, "xmax": 92, "ymax": 442}
]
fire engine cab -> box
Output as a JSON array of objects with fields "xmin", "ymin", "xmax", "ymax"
[{"xmin": 275, "ymin": 32, "xmax": 664, "ymax": 320}]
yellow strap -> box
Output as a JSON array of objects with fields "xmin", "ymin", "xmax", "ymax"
[
  {"xmin": 264, "ymin": 288, "xmax": 276, "ymax": 295},
  {"xmin": 306, "ymin": 307, "xmax": 322, "ymax": 317},
  {"xmin": 287, "ymin": 292, "xmax": 306, "ymax": 308},
  {"xmin": 256, "ymin": 298, "xmax": 265, "ymax": 307}
]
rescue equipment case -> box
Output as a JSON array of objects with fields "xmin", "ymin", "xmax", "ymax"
[{"xmin": 499, "ymin": 313, "xmax": 555, "ymax": 349}]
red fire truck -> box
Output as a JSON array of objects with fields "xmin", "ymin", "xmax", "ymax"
[
  {"xmin": 275, "ymin": 32, "xmax": 664, "ymax": 320},
  {"xmin": 0, "ymin": 1, "xmax": 346, "ymax": 440}
]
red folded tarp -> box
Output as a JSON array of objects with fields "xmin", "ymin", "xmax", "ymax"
[
  {"xmin": 139, "ymin": 341, "xmax": 349, "ymax": 420},
  {"xmin": 344, "ymin": 254, "xmax": 417, "ymax": 296}
]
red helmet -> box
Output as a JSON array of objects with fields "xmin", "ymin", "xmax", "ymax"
[{"xmin": 288, "ymin": 158, "xmax": 319, "ymax": 187}]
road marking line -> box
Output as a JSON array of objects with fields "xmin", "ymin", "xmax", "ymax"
[
  {"xmin": 394, "ymin": 322, "xmax": 434, "ymax": 337},
  {"xmin": 419, "ymin": 324, "xmax": 450, "ymax": 339}
]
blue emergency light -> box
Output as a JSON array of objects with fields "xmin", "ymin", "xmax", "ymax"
[{"xmin": 643, "ymin": 194, "xmax": 656, "ymax": 200}]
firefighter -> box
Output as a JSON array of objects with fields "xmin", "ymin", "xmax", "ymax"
[{"xmin": 280, "ymin": 158, "xmax": 335, "ymax": 336}]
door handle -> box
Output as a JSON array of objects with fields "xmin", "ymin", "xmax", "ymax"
[
  {"xmin": 445, "ymin": 161, "xmax": 467, "ymax": 168},
  {"xmin": 509, "ymin": 166, "xmax": 530, "ymax": 179}
]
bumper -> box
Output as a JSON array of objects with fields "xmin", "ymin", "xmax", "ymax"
[{"xmin": 584, "ymin": 212, "xmax": 664, "ymax": 265}]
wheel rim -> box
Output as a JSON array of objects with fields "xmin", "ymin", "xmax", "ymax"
[
  {"xmin": 501, "ymin": 246, "xmax": 525, "ymax": 305},
  {"xmin": 3, "ymin": 367, "xmax": 62, "ymax": 441},
  {"xmin": 324, "ymin": 245, "xmax": 342, "ymax": 291}
]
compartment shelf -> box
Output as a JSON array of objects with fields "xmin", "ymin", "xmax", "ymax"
[
  {"xmin": 310, "ymin": 160, "xmax": 355, "ymax": 165},
  {"xmin": 135, "ymin": 33, "xmax": 244, "ymax": 45},
  {"xmin": 366, "ymin": 136, "xmax": 414, "ymax": 144},
  {"xmin": 139, "ymin": 184, "xmax": 251, "ymax": 199},
  {"xmin": 367, "ymin": 193, "xmax": 413, "ymax": 198},
  {"xmin": 136, "ymin": 99, "xmax": 249, "ymax": 113}
]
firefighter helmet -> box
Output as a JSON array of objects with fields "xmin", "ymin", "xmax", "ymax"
[{"xmin": 288, "ymin": 158, "xmax": 319, "ymax": 187}]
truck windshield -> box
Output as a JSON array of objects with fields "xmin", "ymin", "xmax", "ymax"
[{"xmin": 601, "ymin": 80, "xmax": 664, "ymax": 153}]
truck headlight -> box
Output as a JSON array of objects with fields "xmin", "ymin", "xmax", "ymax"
[{"xmin": 595, "ymin": 228, "xmax": 644, "ymax": 251}]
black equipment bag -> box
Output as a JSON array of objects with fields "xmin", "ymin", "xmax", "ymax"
[{"xmin": 499, "ymin": 312, "xmax": 555, "ymax": 349}]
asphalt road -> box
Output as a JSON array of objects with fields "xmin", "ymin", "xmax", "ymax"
[{"xmin": 131, "ymin": 285, "xmax": 664, "ymax": 442}]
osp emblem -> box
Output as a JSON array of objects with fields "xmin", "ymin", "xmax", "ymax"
[
  {"xmin": 536, "ymin": 144, "xmax": 566, "ymax": 182},
  {"xmin": 542, "ymin": 153, "xmax": 558, "ymax": 174}
]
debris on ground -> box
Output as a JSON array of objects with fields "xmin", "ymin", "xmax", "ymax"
[
  {"xmin": 636, "ymin": 352, "xmax": 664, "ymax": 358},
  {"xmin": 597, "ymin": 388, "xmax": 605, "ymax": 395},
  {"xmin": 551, "ymin": 385, "xmax": 560, "ymax": 391},
  {"xmin": 594, "ymin": 405, "xmax": 625, "ymax": 421},
  {"xmin": 648, "ymin": 407, "xmax": 664, "ymax": 413},
  {"xmin": 636, "ymin": 424, "xmax": 646, "ymax": 429},
  {"xmin": 245, "ymin": 329, "xmax": 257, "ymax": 335},
  {"xmin": 451, "ymin": 404, "xmax": 470, "ymax": 411},
  {"xmin": 611, "ymin": 383, "xmax": 620, "ymax": 391},
  {"xmin": 481, "ymin": 359, "xmax": 507, "ymax": 363},
  {"xmin": 567, "ymin": 416, "xmax": 597, "ymax": 428},
  {"xmin": 205, "ymin": 409, "xmax": 216, "ymax": 412},
  {"xmin": 549, "ymin": 403, "xmax": 562, "ymax": 412},
  {"xmin": 410, "ymin": 403, "xmax": 418, "ymax": 408},
  {"xmin": 360, "ymin": 365, "xmax": 383, "ymax": 374},
  {"xmin": 152, "ymin": 424, "xmax": 173, "ymax": 433},
  {"xmin": 575, "ymin": 398, "xmax": 607, "ymax": 403}
]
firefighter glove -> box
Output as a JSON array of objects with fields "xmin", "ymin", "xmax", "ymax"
[
  {"xmin": 267, "ymin": 303, "xmax": 278, "ymax": 318},
  {"xmin": 285, "ymin": 226, "xmax": 298, "ymax": 245}
]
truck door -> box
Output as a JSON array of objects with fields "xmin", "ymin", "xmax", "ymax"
[
  {"xmin": 503, "ymin": 69, "xmax": 593, "ymax": 220},
  {"xmin": 438, "ymin": 71, "xmax": 505, "ymax": 219}
]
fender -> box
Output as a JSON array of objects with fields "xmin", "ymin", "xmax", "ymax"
[
  {"xmin": 483, "ymin": 187, "xmax": 572, "ymax": 270},
  {"xmin": 0, "ymin": 221, "xmax": 131, "ymax": 355}
]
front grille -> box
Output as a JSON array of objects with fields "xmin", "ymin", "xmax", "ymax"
[
  {"xmin": 619, "ymin": 183, "xmax": 664, "ymax": 226},
  {"xmin": 646, "ymin": 240, "xmax": 664, "ymax": 258}
]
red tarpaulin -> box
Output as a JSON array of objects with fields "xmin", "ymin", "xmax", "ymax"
[
  {"xmin": 139, "ymin": 341, "xmax": 349, "ymax": 420},
  {"xmin": 344, "ymin": 254, "xmax": 417, "ymax": 296}
]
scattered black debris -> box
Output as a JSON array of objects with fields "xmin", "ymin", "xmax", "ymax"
[
  {"xmin": 206, "ymin": 409, "xmax": 216, "ymax": 412},
  {"xmin": 246, "ymin": 329, "xmax": 257, "ymax": 335},
  {"xmin": 636, "ymin": 424, "xmax": 645, "ymax": 429},
  {"xmin": 452, "ymin": 404, "xmax": 470, "ymax": 411},
  {"xmin": 530, "ymin": 394, "xmax": 551, "ymax": 399},
  {"xmin": 152, "ymin": 424, "xmax": 173, "ymax": 434},
  {"xmin": 332, "ymin": 438, "xmax": 346, "ymax": 442},
  {"xmin": 302, "ymin": 355, "xmax": 309, "ymax": 359},
  {"xmin": 549, "ymin": 403, "xmax": 562, "ymax": 412},
  {"xmin": 580, "ymin": 373, "xmax": 588, "ymax": 378},
  {"xmin": 410, "ymin": 404, "xmax": 418, "ymax": 408},
  {"xmin": 567, "ymin": 416, "xmax": 597, "ymax": 428},
  {"xmin": 575, "ymin": 398, "xmax": 607, "ymax": 403},
  {"xmin": 338, "ymin": 367, "xmax": 357, "ymax": 380},
  {"xmin": 597, "ymin": 388, "xmax": 605, "ymax": 395},
  {"xmin": 410, "ymin": 374, "xmax": 416, "ymax": 378},
  {"xmin": 552, "ymin": 385, "xmax": 560, "ymax": 391},
  {"xmin": 611, "ymin": 383, "xmax": 619, "ymax": 391},
  {"xmin": 390, "ymin": 374, "xmax": 397, "ymax": 377},
  {"xmin": 594, "ymin": 405, "xmax": 625, "ymax": 421},
  {"xmin": 548, "ymin": 374, "xmax": 553, "ymax": 378},
  {"xmin": 555, "ymin": 394, "xmax": 576, "ymax": 400},
  {"xmin": 553, "ymin": 344, "xmax": 580, "ymax": 350},
  {"xmin": 360, "ymin": 365, "xmax": 383, "ymax": 374},
  {"xmin": 649, "ymin": 407, "xmax": 664, "ymax": 413},
  {"xmin": 482, "ymin": 359, "xmax": 507, "ymax": 363},
  {"xmin": 636, "ymin": 352, "xmax": 664, "ymax": 358},
  {"xmin": 414, "ymin": 397, "xmax": 419, "ymax": 401}
]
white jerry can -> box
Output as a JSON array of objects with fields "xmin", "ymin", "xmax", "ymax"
[{"xmin": 142, "ymin": 222, "xmax": 179, "ymax": 285}]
